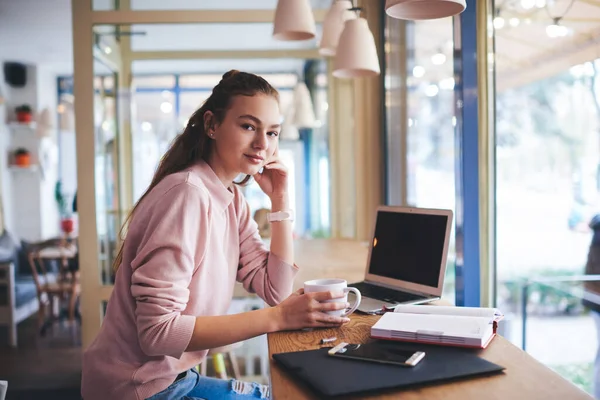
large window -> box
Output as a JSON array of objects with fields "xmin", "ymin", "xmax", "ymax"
[
  {"xmin": 493, "ymin": 0, "xmax": 599, "ymax": 394},
  {"xmin": 384, "ymin": 16, "xmax": 456, "ymax": 302},
  {"xmin": 130, "ymin": 64, "xmax": 330, "ymax": 239}
]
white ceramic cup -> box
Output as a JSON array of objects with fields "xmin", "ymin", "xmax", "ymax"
[
  {"xmin": 0, "ymin": 380, "xmax": 7, "ymax": 400},
  {"xmin": 303, "ymin": 278, "xmax": 362, "ymax": 317}
]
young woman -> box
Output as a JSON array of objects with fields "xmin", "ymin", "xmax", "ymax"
[{"xmin": 81, "ymin": 70, "xmax": 350, "ymax": 400}]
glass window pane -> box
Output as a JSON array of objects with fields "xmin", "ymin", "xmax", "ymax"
[
  {"xmin": 494, "ymin": 2, "xmax": 599, "ymax": 392},
  {"xmin": 384, "ymin": 16, "xmax": 456, "ymax": 303},
  {"xmin": 179, "ymin": 75, "xmax": 223, "ymax": 88},
  {"xmin": 132, "ymin": 59, "xmax": 306, "ymax": 76},
  {"xmin": 179, "ymin": 91, "xmax": 211, "ymax": 128},
  {"xmin": 133, "ymin": 75, "xmax": 176, "ymax": 88},
  {"xmin": 93, "ymin": 65, "xmax": 121, "ymax": 285},
  {"xmin": 131, "ymin": 63, "xmax": 329, "ymax": 239},
  {"xmin": 93, "ymin": 0, "xmax": 116, "ymax": 10},
  {"xmin": 132, "ymin": 90, "xmax": 177, "ymax": 202}
]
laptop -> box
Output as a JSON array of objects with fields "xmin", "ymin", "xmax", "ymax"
[{"xmin": 348, "ymin": 205, "xmax": 454, "ymax": 314}]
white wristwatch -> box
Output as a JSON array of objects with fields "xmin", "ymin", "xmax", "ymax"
[{"xmin": 267, "ymin": 210, "xmax": 295, "ymax": 222}]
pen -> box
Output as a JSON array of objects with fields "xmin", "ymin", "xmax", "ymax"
[{"xmin": 320, "ymin": 336, "xmax": 337, "ymax": 344}]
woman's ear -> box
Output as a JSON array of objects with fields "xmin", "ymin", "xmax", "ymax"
[{"xmin": 203, "ymin": 111, "xmax": 215, "ymax": 137}]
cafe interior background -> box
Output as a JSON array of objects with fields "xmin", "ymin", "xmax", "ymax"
[{"xmin": 0, "ymin": 0, "xmax": 597, "ymax": 397}]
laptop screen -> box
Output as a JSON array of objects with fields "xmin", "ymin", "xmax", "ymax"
[{"xmin": 368, "ymin": 210, "xmax": 449, "ymax": 288}]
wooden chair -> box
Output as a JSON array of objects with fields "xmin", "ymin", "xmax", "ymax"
[
  {"xmin": 197, "ymin": 283, "xmax": 268, "ymax": 380},
  {"xmin": 27, "ymin": 238, "xmax": 80, "ymax": 335},
  {"xmin": 199, "ymin": 343, "xmax": 243, "ymax": 379}
]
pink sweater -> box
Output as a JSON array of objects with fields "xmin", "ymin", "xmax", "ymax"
[{"xmin": 81, "ymin": 161, "xmax": 298, "ymax": 400}]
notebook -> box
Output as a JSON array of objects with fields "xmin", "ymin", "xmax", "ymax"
[
  {"xmin": 272, "ymin": 341, "xmax": 505, "ymax": 398},
  {"xmin": 370, "ymin": 305, "xmax": 504, "ymax": 349},
  {"xmin": 347, "ymin": 206, "xmax": 454, "ymax": 313}
]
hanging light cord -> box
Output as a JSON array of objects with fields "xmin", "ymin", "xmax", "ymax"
[
  {"xmin": 348, "ymin": 0, "xmax": 363, "ymax": 17},
  {"xmin": 544, "ymin": 0, "xmax": 576, "ymax": 23}
]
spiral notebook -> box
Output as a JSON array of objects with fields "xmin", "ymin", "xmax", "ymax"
[
  {"xmin": 371, "ymin": 305, "xmax": 504, "ymax": 349},
  {"xmin": 272, "ymin": 341, "xmax": 505, "ymax": 398}
]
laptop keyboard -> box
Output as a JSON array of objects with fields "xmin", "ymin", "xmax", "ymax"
[{"xmin": 348, "ymin": 282, "xmax": 427, "ymax": 303}]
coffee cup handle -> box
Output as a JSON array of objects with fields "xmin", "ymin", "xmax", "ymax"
[{"xmin": 342, "ymin": 288, "xmax": 361, "ymax": 317}]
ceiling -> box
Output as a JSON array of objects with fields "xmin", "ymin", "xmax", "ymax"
[
  {"xmin": 0, "ymin": 0, "xmax": 329, "ymax": 76},
  {"xmin": 3, "ymin": 0, "xmax": 600, "ymax": 89},
  {"xmin": 494, "ymin": 0, "xmax": 600, "ymax": 91},
  {"xmin": 0, "ymin": 0, "xmax": 74, "ymax": 74},
  {"xmin": 402, "ymin": 0, "xmax": 600, "ymax": 92},
  {"xmin": 97, "ymin": 0, "xmax": 331, "ymax": 10}
]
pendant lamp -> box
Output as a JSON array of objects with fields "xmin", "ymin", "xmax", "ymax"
[
  {"xmin": 319, "ymin": 0, "xmax": 356, "ymax": 56},
  {"xmin": 291, "ymin": 82, "xmax": 317, "ymax": 128},
  {"xmin": 385, "ymin": 0, "xmax": 466, "ymax": 20},
  {"xmin": 333, "ymin": 17, "xmax": 380, "ymax": 78},
  {"xmin": 273, "ymin": 0, "xmax": 316, "ymax": 41},
  {"xmin": 281, "ymin": 110, "xmax": 300, "ymax": 140},
  {"xmin": 37, "ymin": 108, "xmax": 53, "ymax": 137}
]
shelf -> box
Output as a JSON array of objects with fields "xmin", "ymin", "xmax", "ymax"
[
  {"xmin": 8, "ymin": 122, "xmax": 37, "ymax": 130},
  {"xmin": 8, "ymin": 164, "xmax": 39, "ymax": 172}
]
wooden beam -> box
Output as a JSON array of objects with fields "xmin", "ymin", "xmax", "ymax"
[
  {"xmin": 91, "ymin": 9, "xmax": 327, "ymax": 24},
  {"xmin": 130, "ymin": 49, "xmax": 321, "ymax": 60}
]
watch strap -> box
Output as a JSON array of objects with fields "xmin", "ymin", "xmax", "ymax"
[{"xmin": 267, "ymin": 210, "xmax": 295, "ymax": 222}]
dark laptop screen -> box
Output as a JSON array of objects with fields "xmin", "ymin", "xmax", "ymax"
[{"xmin": 368, "ymin": 211, "xmax": 448, "ymax": 288}]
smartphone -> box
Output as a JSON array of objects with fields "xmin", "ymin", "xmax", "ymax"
[{"xmin": 327, "ymin": 342, "xmax": 425, "ymax": 367}]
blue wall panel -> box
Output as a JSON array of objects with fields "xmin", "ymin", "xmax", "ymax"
[{"xmin": 454, "ymin": 0, "xmax": 481, "ymax": 307}]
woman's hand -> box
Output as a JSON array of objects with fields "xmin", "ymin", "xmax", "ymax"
[
  {"xmin": 272, "ymin": 289, "xmax": 351, "ymax": 331},
  {"xmin": 254, "ymin": 149, "xmax": 288, "ymax": 201}
]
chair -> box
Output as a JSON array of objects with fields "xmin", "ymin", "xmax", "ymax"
[
  {"xmin": 253, "ymin": 208, "xmax": 271, "ymax": 238},
  {"xmin": 0, "ymin": 262, "xmax": 38, "ymax": 347},
  {"xmin": 197, "ymin": 283, "xmax": 267, "ymax": 380},
  {"xmin": 199, "ymin": 343, "xmax": 243, "ymax": 379},
  {"xmin": 27, "ymin": 238, "xmax": 80, "ymax": 335}
]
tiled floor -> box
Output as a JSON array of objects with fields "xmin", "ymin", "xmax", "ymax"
[
  {"xmin": 0, "ymin": 316, "xmax": 82, "ymax": 399},
  {"xmin": 0, "ymin": 312, "xmax": 268, "ymax": 400}
]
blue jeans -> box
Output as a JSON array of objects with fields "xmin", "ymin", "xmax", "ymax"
[{"xmin": 146, "ymin": 368, "xmax": 270, "ymax": 400}]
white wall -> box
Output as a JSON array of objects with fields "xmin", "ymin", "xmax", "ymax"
[
  {"xmin": 0, "ymin": 78, "xmax": 12, "ymax": 236},
  {"xmin": 0, "ymin": 61, "xmax": 61, "ymax": 241}
]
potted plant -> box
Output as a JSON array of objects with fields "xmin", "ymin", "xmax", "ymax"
[
  {"xmin": 55, "ymin": 181, "xmax": 74, "ymax": 234},
  {"xmin": 13, "ymin": 148, "xmax": 31, "ymax": 167},
  {"xmin": 15, "ymin": 104, "xmax": 33, "ymax": 123}
]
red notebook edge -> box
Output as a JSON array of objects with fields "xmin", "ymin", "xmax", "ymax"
[{"xmin": 371, "ymin": 320, "xmax": 499, "ymax": 350}]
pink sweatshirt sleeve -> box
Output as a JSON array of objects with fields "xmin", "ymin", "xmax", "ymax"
[
  {"xmin": 236, "ymin": 198, "xmax": 298, "ymax": 306},
  {"xmin": 129, "ymin": 181, "xmax": 208, "ymax": 359}
]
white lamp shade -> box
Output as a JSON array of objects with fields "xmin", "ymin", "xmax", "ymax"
[
  {"xmin": 281, "ymin": 111, "xmax": 300, "ymax": 140},
  {"xmin": 273, "ymin": 0, "xmax": 316, "ymax": 41},
  {"xmin": 37, "ymin": 108, "xmax": 53, "ymax": 137},
  {"xmin": 333, "ymin": 18, "xmax": 381, "ymax": 79},
  {"xmin": 319, "ymin": 0, "xmax": 356, "ymax": 56},
  {"xmin": 59, "ymin": 105, "xmax": 75, "ymax": 131},
  {"xmin": 385, "ymin": 0, "xmax": 466, "ymax": 20},
  {"xmin": 38, "ymin": 108, "xmax": 53, "ymax": 127},
  {"xmin": 292, "ymin": 82, "xmax": 317, "ymax": 128}
]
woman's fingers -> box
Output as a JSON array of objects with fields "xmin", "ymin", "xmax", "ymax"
[
  {"xmin": 317, "ymin": 301, "xmax": 350, "ymax": 312},
  {"xmin": 308, "ymin": 291, "xmax": 346, "ymax": 302},
  {"xmin": 263, "ymin": 164, "xmax": 287, "ymax": 175},
  {"xmin": 313, "ymin": 312, "xmax": 350, "ymax": 325}
]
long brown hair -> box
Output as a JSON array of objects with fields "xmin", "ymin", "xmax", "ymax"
[{"xmin": 113, "ymin": 70, "xmax": 279, "ymax": 271}]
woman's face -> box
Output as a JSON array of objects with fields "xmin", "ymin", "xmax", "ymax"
[{"xmin": 206, "ymin": 94, "xmax": 281, "ymax": 181}]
